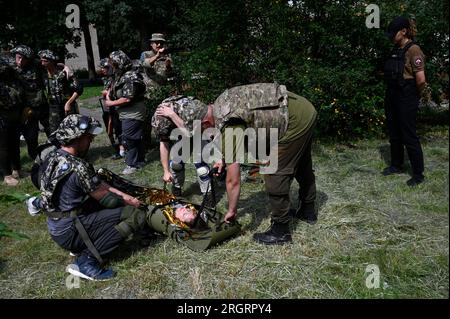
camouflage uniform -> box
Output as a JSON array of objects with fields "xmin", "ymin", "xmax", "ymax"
[
  {"xmin": 98, "ymin": 58, "xmax": 121, "ymax": 155},
  {"xmin": 11, "ymin": 45, "xmax": 48, "ymax": 158},
  {"xmin": 39, "ymin": 50, "xmax": 83, "ymax": 134},
  {"xmin": 141, "ymin": 34, "xmax": 176, "ymax": 153},
  {"xmin": 109, "ymin": 50, "xmax": 146, "ymax": 169},
  {"xmin": 151, "ymin": 95, "xmax": 211, "ymax": 194},
  {"xmin": 213, "ymin": 83, "xmax": 317, "ymax": 225},
  {"xmin": 214, "ymin": 83, "xmax": 289, "ymax": 141},
  {"xmin": 38, "ymin": 114, "xmax": 148, "ymax": 267},
  {"xmin": 99, "ymin": 58, "xmax": 113, "ymax": 90},
  {"xmin": 0, "ymin": 57, "xmax": 23, "ymax": 176},
  {"xmin": 141, "ymin": 50, "xmax": 174, "ymax": 93}
]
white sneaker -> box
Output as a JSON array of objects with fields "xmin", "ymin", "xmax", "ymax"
[
  {"xmin": 26, "ymin": 197, "xmax": 41, "ymax": 216},
  {"xmin": 122, "ymin": 166, "xmax": 137, "ymax": 175}
]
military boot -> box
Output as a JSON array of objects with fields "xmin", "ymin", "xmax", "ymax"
[
  {"xmin": 202, "ymin": 192, "xmax": 216, "ymax": 208},
  {"xmin": 295, "ymin": 202, "xmax": 317, "ymax": 224},
  {"xmin": 171, "ymin": 185, "xmax": 182, "ymax": 197},
  {"xmin": 253, "ymin": 222, "xmax": 292, "ymax": 245}
]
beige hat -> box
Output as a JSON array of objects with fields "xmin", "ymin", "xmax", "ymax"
[{"xmin": 149, "ymin": 33, "xmax": 166, "ymax": 42}]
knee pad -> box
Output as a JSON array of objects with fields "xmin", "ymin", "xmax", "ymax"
[
  {"xmin": 99, "ymin": 191, "xmax": 124, "ymax": 208},
  {"xmin": 195, "ymin": 164, "xmax": 210, "ymax": 182},
  {"xmin": 170, "ymin": 160, "xmax": 184, "ymax": 172}
]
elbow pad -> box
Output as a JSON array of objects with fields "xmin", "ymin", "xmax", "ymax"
[{"xmin": 99, "ymin": 191, "xmax": 125, "ymax": 208}]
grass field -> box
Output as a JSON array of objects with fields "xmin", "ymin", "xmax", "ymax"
[
  {"xmin": 0, "ymin": 115, "xmax": 448, "ymax": 298},
  {"xmin": 79, "ymin": 85, "xmax": 104, "ymax": 101}
]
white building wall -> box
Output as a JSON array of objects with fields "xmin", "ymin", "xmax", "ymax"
[{"xmin": 65, "ymin": 24, "xmax": 100, "ymax": 71}]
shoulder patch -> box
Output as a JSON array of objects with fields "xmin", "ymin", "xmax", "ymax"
[
  {"xmin": 414, "ymin": 57, "xmax": 423, "ymax": 67},
  {"xmin": 61, "ymin": 162, "xmax": 71, "ymax": 171}
]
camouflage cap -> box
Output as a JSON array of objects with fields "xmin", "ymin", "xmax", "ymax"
[
  {"xmin": 51, "ymin": 114, "xmax": 103, "ymax": 145},
  {"xmin": 149, "ymin": 33, "xmax": 166, "ymax": 42},
  {"xmin": 38, "ymin": 49, "xmax": 58, "ymax": 61},
  {"xmin": 109, "ymin": 50, "xmax": 131, "ymax": 70},
  {"xmin": 11, "ymin": 45, "xmax": 34, "ymax": 59},
  {"xmin": 98, "ymin": 58, "xmax": 110, "ymax": 69}
]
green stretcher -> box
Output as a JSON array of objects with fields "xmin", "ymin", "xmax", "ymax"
[{"xmin": 97, "ymin": 168, "xmax": 241, "ymax": 251}]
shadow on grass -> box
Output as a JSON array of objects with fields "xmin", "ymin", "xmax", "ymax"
[
  {"xmin": 291, "ymin": 190, "xmax": 328, "ymax": 230},
  {"xmin": 106, "ymin": 233, "xmax": 166, "ymax": 263},
  {"xmin": 0, "ymin": 259, "xmax": 6, "ymax": 274},
  {"xmin": 181, "ymin": 178, "xmax": 227, "ymax": 206},
  {"xmin": 238, "ymin": 187, "xmax": 328, "ymax": 233},
  {"xmin": 378, "ymin": 143, "xmax": 413, "ymax": 176}
]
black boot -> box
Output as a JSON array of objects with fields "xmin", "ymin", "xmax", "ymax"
[
  {"xmin": 137, "ymin": 226, "xmax": 157, "ymax": 247},
  {"xmin": 406, "ymin": 175, "xmax": 424, "ymax": 187},
  {"xmin": 295, "ymin": 202, "xmax": 317, "ymax": 224},
  {"xmin": 203, "ymin": 192, "xmax": 216, "ymax": 208},
  {"xmin": 171, "ymin": 185, "xmax": 182, "ymax": 197},
  {"xmin": 382, "ymin": 166, "xmax": 403, "ymax": 176},
  {"xmin": 253, "ymin": 222, "xmax": 292, "ymax": 245}
]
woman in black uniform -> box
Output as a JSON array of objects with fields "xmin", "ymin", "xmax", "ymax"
[{"xmin": 383, "ymin": 16, "xmax": 429, "ymax": 187}]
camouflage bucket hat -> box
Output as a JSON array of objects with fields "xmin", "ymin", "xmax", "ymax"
[
  {"xmin": 98, "ymin": 58, "xmax": 110, "ymax": 68},
  {"xmin": 52, "ymin": 114, "xmax": 103, "ymax": 145},
  {"xmin": 109, "ymin": 50, "xmax": 131, "ymax": 70},
  {"xmin": 11, "ymin": 45, "xmax": 34, "ymax": 59},
  {"xmin": 149, "ymin": 33, "xmax": 166, "ymax": 42},
  {"xmin": 38, "ymin": 49, "xmax": 58, "ymax": 61}
]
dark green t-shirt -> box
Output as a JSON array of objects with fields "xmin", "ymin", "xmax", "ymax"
[{"xmin": 218, "ymin": 92, "xmax": 317, "ymax": 163}]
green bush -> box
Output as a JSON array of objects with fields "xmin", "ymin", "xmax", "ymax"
[{"xmin": 172, "ymin": 0, "xmax": 448, "ymax": 140}]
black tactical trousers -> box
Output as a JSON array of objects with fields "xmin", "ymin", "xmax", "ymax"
[
  {"xmin": 39, "ymin": 104, "xmax": 51, "ymax": 137},
  {"xmin": 385, "ymin": 81, "xmax": 424, "ymax": 178},
  {"xmin": 51, "ymin": 206, "xmax": 147, "ymax": 258},
  {"xmin": 20, "ymin": 118, "xmax": 39, "ymax": 160},
  {"xmin": 0, "ymin": 116, "xmax": 21, "ymax": 176},
  {"xmin": 264, "ymin": 123, "xmax": 317, "ymax": 224},
  {"xmin": 122, "ymin": 119, "xmax": 144, "ymax": 167}
]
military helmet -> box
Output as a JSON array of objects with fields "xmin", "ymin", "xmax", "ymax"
[
  {"xmin": 109, "ymin": 50, "xmax": 131, "ymax": 70},
  {"xmin": 98, "ymin": 57, "xmax": 109, "ymax": 69},
  {"xmin": 38, "ymin": 49, "xmax": 58, "ymax": 61},
  {"xmin": 51, "ymin": 114, "xmax": 103, "ymax": 145},
  {"xmin": 11, "ymin": 45, "xmax": 34, "ymax": 59}
]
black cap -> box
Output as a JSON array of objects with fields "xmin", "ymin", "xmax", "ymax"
[{"xmin": 386, "ymin": 16, "xmax": 410, "ymax": 39}]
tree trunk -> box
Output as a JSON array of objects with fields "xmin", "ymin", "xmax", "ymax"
[
  {"xmin": 80, "ymin": 6, "xmax": 96, "ymax": 82},
  {"xmin": 139, "ymin": 20, "xmax": 149, "ymax": 53}
]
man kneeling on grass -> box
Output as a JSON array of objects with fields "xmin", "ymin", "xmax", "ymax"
[{"xmin": 26, "ymin": 114, "xmax": 156, "ymax": 281}]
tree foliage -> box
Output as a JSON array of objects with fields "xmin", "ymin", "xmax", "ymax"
[{"xmin": 0, "ymin": 0, "xmax": 448, "ymax": 138}]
